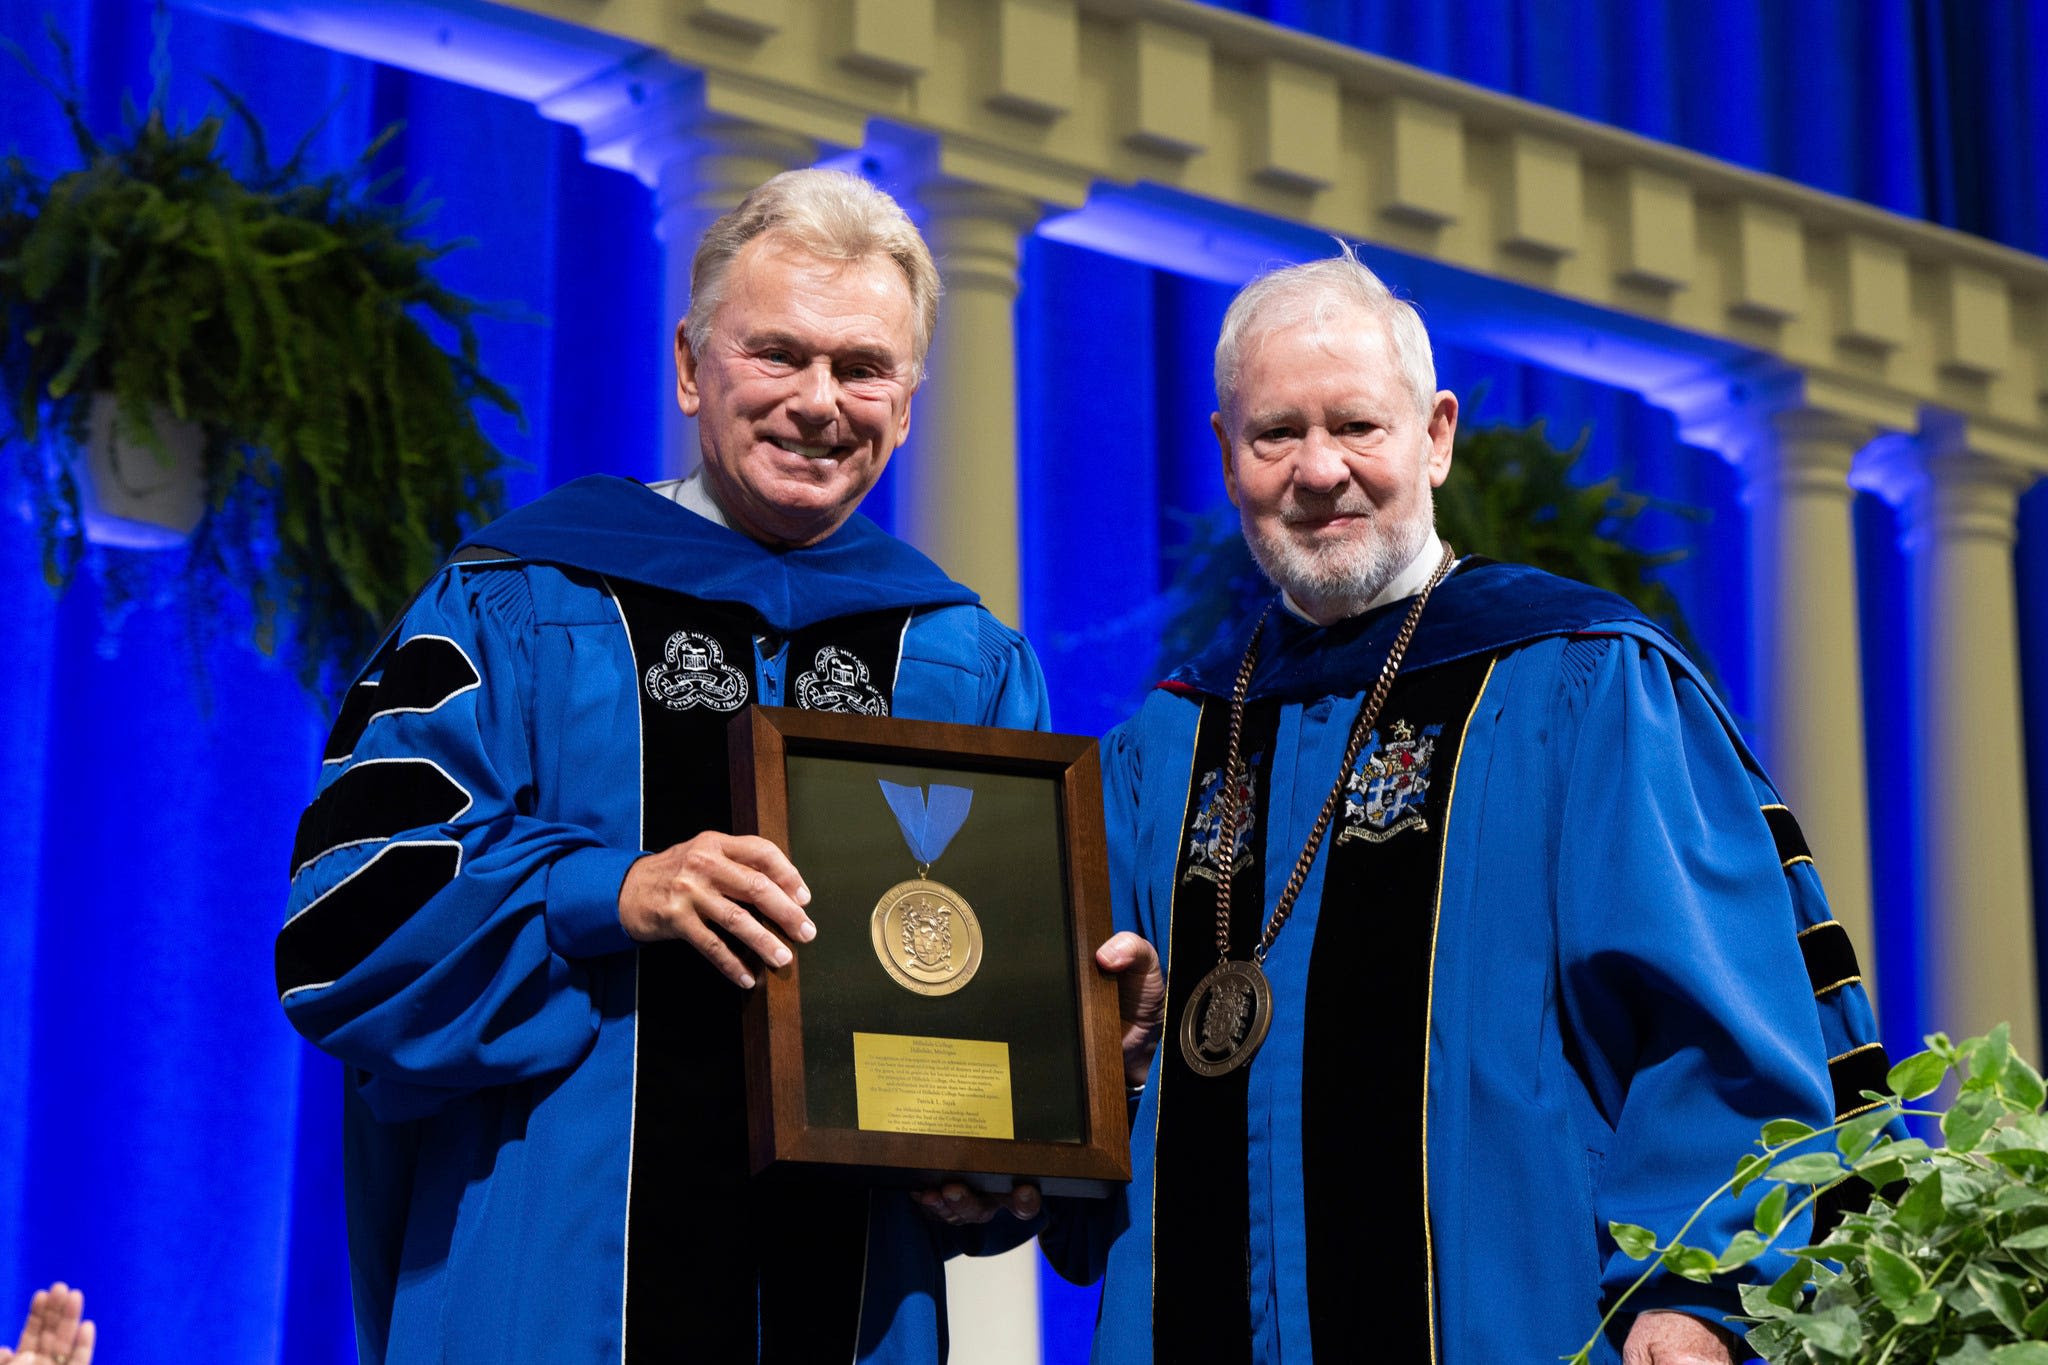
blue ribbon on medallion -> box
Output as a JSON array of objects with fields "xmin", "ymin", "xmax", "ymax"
[{"xmin": 877, "ymin": 780, "xmax": 974, "ymax": 866}]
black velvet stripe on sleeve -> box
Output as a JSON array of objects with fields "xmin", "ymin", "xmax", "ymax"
[
  {"xmin": 1812, "ymin": 1041, "xmax": 1898, "ymax": 1238},
  {"xmin": 275, "ymin": 842, "xmax": 462, "ymax": 996},
  {"xmin": 1797, "ymin": 921, "xmax": 1864, "ymax": 997},
  {"xmin": 1761, "ymin": 804, "xmax": 1813, "ymax": 867},
  {"xmin": 1828, "ymin": 1043, "xmax": 1893, "ymax": 1119},
  {"xmin": 290, "ymin": 759, "xmax": 473, "ymax": 875},
  {"xmin": 323, "ymin": 635, "xmax": 482, "ymax": 763}
]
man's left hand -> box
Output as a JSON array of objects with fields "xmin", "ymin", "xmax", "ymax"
[
  {"xmin": 1622, "ymin": 1310, "xmax": 1738, "ymax": 1364},
  {"xmin": 909, "ymin": 1181, "xmax": 1042, "ymax": 1227}
]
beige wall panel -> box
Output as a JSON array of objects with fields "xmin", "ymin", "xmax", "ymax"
[
  {"xmin": 691, "ymin": 0, "xmax": 785, "ymax": 40},
  {"xmin": 1619, "ymin": 166, "xmax": 1696, "ymax": 294},
  {"xmin": 992, "ymin": 0, "xmax": 1079, "ymax": 121},
  {"xmin": 1502, "ymin": 131, "xmax": 1582, "ymax": 263},
  {"xmin": 1125, "ymin": 19, "xmax": 1212, "ymax": 157},
  {"xmin": 1731, "ymin": 200, "xmax": 1804, "ymax": 324},
  {"xmin": 842, "ymin": 0, "xmax": 937, "ymax": 81},
  {"xmin": 1252, "ymin": 58, "xmax": 1339, "ymax": 192},
  {"xmin": 1381, "ymin": 96, "xmax": 1463, "ymax": 229},
  {"xmin": 1942, "ymin": 264, "xmax": 2014, "ymax": 382},
  {"xmin": 1840, "ymin": 234, "xmax": 1911, "ymax": 353}
]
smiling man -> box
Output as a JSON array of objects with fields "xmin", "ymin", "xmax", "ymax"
[
  {"xmin": 1044, "ymin": 247, "xmax": 1892, "ymax": 1364},
  {"xmin": 276, "ymin": 170, "xmax": 1048, "ymax": 1364}
]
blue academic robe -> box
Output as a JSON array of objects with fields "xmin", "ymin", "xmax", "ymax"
[
  {"xmin": 278, "ymin": 476, "xmax": 1050, "ymax": 1364},
  {"xmin": 1045, "ymin": 561, "xmax": 1888, "ymax": 1364}
]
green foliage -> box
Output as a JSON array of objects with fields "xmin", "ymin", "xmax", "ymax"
[
  {"xmin": 0, "ymin": 23, "xmax": 516, "ymax": 698},
  {"xmin": 1153, "ymin": 417, "xmax": 1710, "ymax": 681},
  {"xmin": 1567, "ymin": 1026, "xmax": 2048, "ymax": 1365}
]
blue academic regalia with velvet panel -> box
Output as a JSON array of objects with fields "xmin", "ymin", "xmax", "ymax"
[
  {"xmin": 277, "ymin": 475, "xmax": 1050, "ymax": 1365},
  {"xmin": 1043, "ymin": 561, "xmax": 1888, "ymax": 1364}
]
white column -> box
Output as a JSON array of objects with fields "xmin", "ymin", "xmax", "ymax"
[
  {"xmin": 1737, "ymin": 406, "xmax": 1880, "ymax": 1001},
  {"xmin": 547, "ymin": 69, "xmax": 826, "ymax": 479},
  {"xmin": 945, "ymin": 1240, "xmax": 1042, "ymax": 1365},
  {"xmin": 1884, "ymin": 435, "xmax": 2040, "ymax": 1059},
  {"xmin": 643, "ymin": 120, "xmax": 820, "ymax": 477},
  {"xmin": 903, "ymin": 181, "xmax": 1044, "ymax": 626}
]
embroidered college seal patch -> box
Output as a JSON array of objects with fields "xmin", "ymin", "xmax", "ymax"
[
  {"xmin": 794, "ymin": 644, "xmax": 889, "ymax": 716},
  {"xmin": 643, "ymin": 631, "xmax": 749, "ymax": 712},
  {"xmin": 1182, "ymin": 753, "xmax": 1261, "ymax": 884},
  {"xmin": 1339, "ymin": 719, "xmax": 1438, "ymax": 843}
]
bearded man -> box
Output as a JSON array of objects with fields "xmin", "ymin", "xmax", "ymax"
[
  {"xmin": 1044, "ymin": 248, "xmax": 1891, "ymax": 1364},
  {"xmin": 277, "ymin": 169, "xmax": 1045, "ymax": 1364}
]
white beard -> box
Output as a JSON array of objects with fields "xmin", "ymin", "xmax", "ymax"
[{"xmin": 1241, "ymin": 500, "xmax": 1432, "ymax": 622}]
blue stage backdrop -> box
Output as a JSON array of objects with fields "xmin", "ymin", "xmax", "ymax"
[{"xmin": 1, "ymin": 1, "xmax": 2043, "ymax": 1361}]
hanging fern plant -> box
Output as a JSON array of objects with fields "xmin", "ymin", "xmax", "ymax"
[{"xmin": 0, "ymin": 17, "xmax": 517, "ymax": 700}]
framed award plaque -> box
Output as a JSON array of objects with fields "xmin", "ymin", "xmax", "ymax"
[{"xmin": 728, "ymin": 706, "xmax": 1130, "ymax": 1198}]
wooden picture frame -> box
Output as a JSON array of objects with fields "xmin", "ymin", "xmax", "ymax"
[{"xmin": 728, "ymin": 706, "xmax": 1130, "ymax": 1197}]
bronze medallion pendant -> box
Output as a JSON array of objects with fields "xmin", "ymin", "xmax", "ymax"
[
  {"xmin": 870, "ymin": 873, "xmax": 985, "ymax": 997},
  {"xmin": 1178, "ymin": 958, "xmax": 1275, "ymax": 1077}
]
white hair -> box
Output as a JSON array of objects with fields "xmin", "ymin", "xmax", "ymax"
[
  {"xmin": 685, "ymin": 168, "xmax": 942, "ymax": 380},
  {"xmin": 1213, "ymin": 243, "xmax": 1437, "ymax": 418}
]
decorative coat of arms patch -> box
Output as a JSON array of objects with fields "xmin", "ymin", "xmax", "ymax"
[
  {"xmin": 643, "ymin": 631, "xmax": 749, "ymax": 712},
  {"xmin": 1339, "ymin": 719, "xmax": 1438, "ymax": 844},
  {"xmin": 794, "ymin": 645, "xmax": 889, "ymax": 716},
  {"xmin": 1183, "ymin": 753, "xmax": 1262, "ymax": 884}
]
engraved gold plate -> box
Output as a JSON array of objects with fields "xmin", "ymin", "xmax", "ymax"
[
  {"xmin": 870, "ymin": 877, "xmax": 984, "ymax": 996},
  {"xmin": 1177, "ymin": 958, "xmax": 1273, "ymax": 1076}
]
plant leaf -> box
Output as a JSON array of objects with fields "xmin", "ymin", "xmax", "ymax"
[
  {"xmin": 1767, "ymin": 1256, "xmax": 1813, "ymax": 1311},
  {"xmin": 1761, "ymin": 1118, "xmax": 1818, "ymax": 1146},
  {"xmin": 1798, "ymin": 1304, "xmax": 1863, "ymax": 1355},
  {"xmin": 1966, "ymin": 1267, "xmax": 2029, "ymax": 1335},
  {"xmin": 1731, "ymin": 1152, "xmax": 1770, "ymax": 1195},
  {"xmin": 1896, "ymin": 1289, "xmax": 1944, "ymax": 1326},
  {"xmin": 2003, "ymin": 1225, "xmax": 2048, "ymax": 1250},
  {"xmin": 1660, "ymin": 1244, "xmax": 1720, "ymax": 1283},
  {"xmin": 2002, "ymin": 1055, "xmax": 2048, "ymax": 1113},
  {"xmin": 1766, "ymin": 1153, "xmax": 1848, "ymax": 1184},
  {"xmin": 1988, "ymin": 1347, "xmax": 2048, "ymax": 1365},
  {"xmin": 1754, "ymin": 1184, "xmax": 1789, "ymax": 1238},
  {"xmin": 1890, "ymin": 1049, "xmax": 1950, "ymax": 1100},
  {"xmin": 1866, "ymin": 1243, "xmax": 1926, "ymax": 1309},
  {"xmin": 1716, "ymin": 1231, "xmax": 1767, "ymax": 1271},
  {"xmin": 1610, "ymin": 1221, "xmax": 1657, "ymax": 1260},
  {"xmin": 1946, "ymin": 1090, "xmax": 2003, "ymax": 1153},
  {"xmin": 1895, "ymin": 1171, "xmax": 1946, "ymax": 1236}
]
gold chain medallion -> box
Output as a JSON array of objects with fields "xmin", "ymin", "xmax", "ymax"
[{"xmin": 870, "ymin": 877, "xmax": 985, "ymax": 996}]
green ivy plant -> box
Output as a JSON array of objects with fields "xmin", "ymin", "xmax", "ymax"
[
  {"xmin": 0, "ymin": 21, "xmax": 516, "ymax": 698},
  {"xmin": 1571, "ymin": 1025, "xmax": 2048, "ymax": 1365},
  {"xmin": 1155, "ymin": 417, "xmax": 1710, "ymax": 680}
]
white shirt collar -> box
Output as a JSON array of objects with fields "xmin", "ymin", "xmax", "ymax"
[
  {"xmin": 648, "ymin": 471, "xmax": 730, "ymax": 529},
  {"xmin": 1279, "ymin": 528, "xmax": 1446, "ymax": 625}
]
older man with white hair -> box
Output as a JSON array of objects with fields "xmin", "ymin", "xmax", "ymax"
[
  {"xmin": 278, "ymin": 169, "xmax": 1047, "ymax": 1364},
  {"xmin": 1048, "ymin": 247, "xmax": 1891, "ymax": 1364}
]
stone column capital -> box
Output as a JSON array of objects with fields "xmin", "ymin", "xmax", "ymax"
[
  {"xmin": 1853, "ymin": 421, "xmax": 2037, "ymax": 552},
  {"xmin": 915, "ymin": 181, "xmax": 1048, "ymax": 300},
  {"xmin": 1653, "ymin": 364, "xmax": 1906, "ymax": 487}
]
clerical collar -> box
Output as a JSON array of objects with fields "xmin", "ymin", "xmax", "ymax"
[
  {"xmin": 648, "ymin": 470, "xmax": 731, "ymax": 530},
  {"xmin": 1279, "ymin": 529, "xmax": 1446, "ymax": 625}
]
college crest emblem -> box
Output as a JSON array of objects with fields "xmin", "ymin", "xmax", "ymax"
[
  {"xmin": 1183, "ymin": 753, "xmax": 1261, "ymax": 884},
  {"xmin": 794, "ymin": 645, "xmax": 889, "ymax": 716},
  {"xmin": 643, "ymin": 631, "xmax": 749, "ymax": 712},
  {"xmin": 1339, "ymin": 719, "xmax": 1438, "ymax": 844}
]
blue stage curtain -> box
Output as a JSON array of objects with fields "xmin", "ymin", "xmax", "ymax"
[{"xmin": 0, "ymin": 1, "xmax": 655, "ymax": 1356}]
